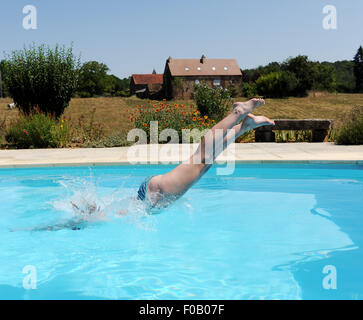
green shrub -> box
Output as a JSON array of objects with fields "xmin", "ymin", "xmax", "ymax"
[
  {"xmin": 335, "ymin": 106, "xmax": 363, "ymax": 145},
  {"xmin": 4, "ymin": 44, "xmax": 80, "ymax": 117},
  {"xmin": 242, "ymin": 82, "xmax": 258, "ymax": 98},
  {"xmin": 116, "ymin": 90, "xmax": 130, "ymax": 97},
  {"xmin": 193, "ymin": 83, "xmax": 232, "ymax": 121},
  {"xmin": 130, "ymin": 101, "xmax": 215, "ymax": 143},
  {"xmin": 256, "ymin": 72, "xmax": 279, "ymax": 97},
  {"xmin": 256, "ymin": 71, "xmax": 298, "ymax": 98},
  {"xmin": 228, "ymin": 85, "xmax": 240, "ymax": 98},
  {"xmin": 79, "ymin": 91, "xmax": 92, "ymax": 98},
  {"xmin": 5, "ymin": 111, "xmax": 70, "ymax": 148}
]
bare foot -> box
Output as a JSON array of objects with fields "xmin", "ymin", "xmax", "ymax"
[
  {"xmin": 233, "ymin": 98, "xmax": 265, "ymax": 115},
  {"xmin": 242, "ymin": 114, "xmax": 275, "ymax": 132}
]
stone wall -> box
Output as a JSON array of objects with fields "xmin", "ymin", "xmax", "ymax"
[{"xmin": 166, "ymin": 75, "xmax": 242, "ymax": 99}]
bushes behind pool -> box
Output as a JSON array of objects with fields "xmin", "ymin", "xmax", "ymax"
[
  {"xmin": 5, "ymin": 112, "xmax": 70, "ymax": 149},
  {"xmin": 334, "ymin": 106, "xmax": 363, "ymax": 145}
]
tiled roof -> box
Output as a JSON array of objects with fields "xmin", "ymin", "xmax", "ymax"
[
  {"xmin": 132, "ymin": 74, "xmax": 164, "ymax": 85},
  {"xmin": 167, "ymin": 57, "xmax": 242, "ymax": 76}
]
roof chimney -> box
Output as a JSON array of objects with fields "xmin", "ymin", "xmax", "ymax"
[
  {"xmin": 167, "ymin": 56, "xmax": 172, "ymax": 63},
  {"xmin": 200, "ymin": 54, "xmax": 206, "ymax": 64},
  {"xmin": 152, "ymin": 69, "xmax": 156, "ymax": 74}
]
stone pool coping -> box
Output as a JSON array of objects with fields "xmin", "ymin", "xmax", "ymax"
[{"xmin": 0, "ymin": 143, "xmax": 362, "ymax": 168}]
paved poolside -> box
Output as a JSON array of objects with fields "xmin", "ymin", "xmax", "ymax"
[{"xmin": 0, "ymin": 143, "xmax": 362, "ymax": 168}]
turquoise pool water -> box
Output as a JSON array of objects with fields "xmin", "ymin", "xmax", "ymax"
[{"xmin": 0, "ymin": 164, "xmax": 362, "ymax": 300}]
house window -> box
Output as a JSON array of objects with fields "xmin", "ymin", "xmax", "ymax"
[
  {"xmin": 213, "ymin": 79, "xmax": 221, "ymax": 86},
  {"xmin": 195, "ymin": 79, "xmax": 200, "ymax": 85},
  {"xmin": 185, "ymin": 67, "xmax": 190, "ymax": 71},
  {"xmin": 212, "ymin": 66, "xmax": 216, "ymax": 71}
]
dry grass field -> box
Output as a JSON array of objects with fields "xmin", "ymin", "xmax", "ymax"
[
  {"xmin": 1, "ymin": 92, "xmax": 362, "ymax": 144},
  {"xmin": 254, "ymin": 92, "xmax": 363, "ymax": 127}
]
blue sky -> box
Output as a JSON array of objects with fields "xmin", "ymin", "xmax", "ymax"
[{"xmin": 0, "ymin": 0, "xmax": 362, "ymax": 78}]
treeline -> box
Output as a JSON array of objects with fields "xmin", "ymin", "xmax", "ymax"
[
  {"xmin": 1, "ymin": 45, "xmax": 362, "ymax": 101},
  {"xmin": 76, "ymin": 61, "xmax": 130, "ymax": 98},
  {"xmin": 0, "ymin": 58, "xmax": 130, "ymax": 99},
  {"xmin": 242, "ymin": 47, "xmax": 363, "ymax": 98}
]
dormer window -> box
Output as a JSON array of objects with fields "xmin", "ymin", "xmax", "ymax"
[
  {"xmin": 212, "ymin": 67, "xmax": 216, "ymax": 71},
  {"xmin": 224, "ymin": 66, "xmax": 228, "ymax": 71},
  {"xmin": 197, "ymin": 67, "xmax": 201, "ymax": 71},
  {"xmin": 185, "ymin": 67, "xmax": 190, "ymax": 71}
]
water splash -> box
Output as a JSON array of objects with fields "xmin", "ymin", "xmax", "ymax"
[{"xmin": 49, "ymin": 173, "xmax": 157, "ymax": 231}]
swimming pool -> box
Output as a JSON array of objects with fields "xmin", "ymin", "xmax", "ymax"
[{"xmin": 0, "ymin": 164, "xmax": 362, "ymax": 300}]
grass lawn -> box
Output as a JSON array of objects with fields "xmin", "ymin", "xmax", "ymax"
[{"xmin": 1, "ymin": 92, "xmax": 362, "ymax": 146}]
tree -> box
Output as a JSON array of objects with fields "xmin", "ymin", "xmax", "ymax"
[
  {"xmin": 77, "ymin": 62, "xmax": 131, "ymax": 97},
  {"xmin": 263, "ymin": 62, "xmax": 281, "ymax": 75},
  {"xmin": 105, "ymin": 75, "xmax": 131, "ymax": 96},
  {"xmin": 334, "ymin": 60, "xmax": 355, "ymax": 93},
  {"xmin": 283, "ymin": 55, "xmax": 313, "ymax": 96},
  {"xmin": 311, "ymin": 62, "xmax": 336, "ymax": 92},
  {"xmin": 243, "ymin": 55, "xmax": 356, "ymax": 96},
  {"xmin": 242, "ymin": 62, "xmax": 281, "ymax": 83},
  {"xmin": 0, "ymin": 60, "xmax": 5, "ymax": 98},
  {"xmin": 78, "ymin": 61, "xmax": 110, "ymax": 97},
  {"xmin": 354, "ymin": 46, "xmax": 363, "ymax": 93},
  {"xmin": 4, "ymin": 44, "xmax": 80, "ymax": 117},
  {"xmin": 1, "ymin": 58, "xmax": 16, "ymax": 97}
]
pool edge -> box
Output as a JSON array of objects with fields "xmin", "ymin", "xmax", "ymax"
[{"xmin": 0, "ymin": 159, "xmax": 362, "ymax": 169}]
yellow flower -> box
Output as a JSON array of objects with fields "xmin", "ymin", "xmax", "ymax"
[
  {"xmin": 60, "ymin": 124, "xmax": 64, "ymax": 129},
  {"xmin": 204, "ymin": 115, "xmax": 208, "ymax": 120}
]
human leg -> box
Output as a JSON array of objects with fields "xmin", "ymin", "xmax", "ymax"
[{"xmin": 146, "ymin": 99, "xmax": 269, "ymax": 205}]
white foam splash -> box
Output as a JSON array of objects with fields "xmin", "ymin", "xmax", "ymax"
[{"xmin": 50, "ymin": 173, "xmax": 157, "ymax": 231}]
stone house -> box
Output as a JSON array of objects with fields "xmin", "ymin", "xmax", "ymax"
[{"xmin": 163, "ymin": 55, "xmax": 243, "ymax": 99}]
